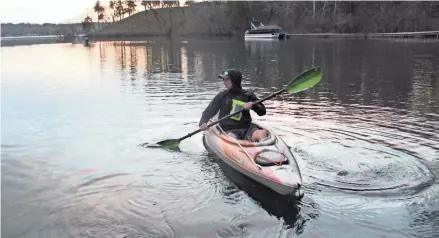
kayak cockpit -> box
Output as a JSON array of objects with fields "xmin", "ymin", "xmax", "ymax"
[
  {"xmin": 209, "ymin": 123, "xmax": 290, "ymax": 166},
  {"xmin": 254, "ymin": 149, "xmax": 289, "ymax": 166},
  {"xmin": 213, "ymin": 124, "xmax": 277, "ymax": 147}
]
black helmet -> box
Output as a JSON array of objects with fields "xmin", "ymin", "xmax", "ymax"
[{"xmin": 218, "ymin": 69, "xmax": 242, "ymax": 88}]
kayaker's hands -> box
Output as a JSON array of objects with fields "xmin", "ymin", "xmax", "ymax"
[
  {"xmin": 244, "ymin": 102, "xmax": 253, "ymax": 110},
  {"xmin": 200, "ymin": 123, "xmax": 208, "ymax": 131}
]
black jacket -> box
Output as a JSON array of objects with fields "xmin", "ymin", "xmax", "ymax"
[{"xmin": 199, "ymin": 89, "xmax": 266, "ymax": 131}]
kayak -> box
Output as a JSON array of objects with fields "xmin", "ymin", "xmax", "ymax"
[{"xmin": 202, "ymin": 119, "xmax": 303, "ymax": 196}]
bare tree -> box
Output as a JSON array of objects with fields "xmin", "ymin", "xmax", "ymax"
[
  {"xmin": 94, "ymin": 1, "xmax": 105, "ymax": 28},
  {"xmin": 313, "ymin": 0, "xmax": 316, "ymax": 19},
  {"xmin": 125, "ymin": 0, "xmax": 137, "ymax": 16},
  {"xmin": 115, "ymin": 0, "xmax": 124, "ymax": 20}
]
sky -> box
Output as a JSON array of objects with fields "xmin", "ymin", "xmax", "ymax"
[
  {"xmin": 0, "ymin": 0, "xmax": 96, "ymax": 24},
  {"xmin": 0, "ymin": 0, "xmax": 187, "ymax": 24}
]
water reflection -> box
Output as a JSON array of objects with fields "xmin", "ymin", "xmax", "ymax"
[
  {"xmin": 410, "ymin": 56, "xmax": 438, "ymax": 113},
  {"xmin": 99, "ymin": 38, "xmax": 438, "ymax": 115},
  {"xmin": 129, "ymin": 44, "xmax": 137, "ymax": 80}
]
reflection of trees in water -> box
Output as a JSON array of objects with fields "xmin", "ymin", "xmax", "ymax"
[
  {"xmin": 243, "ymin": 40, "xmax": 282, "ymax": 86},
  {"xmin": 98, "ymin": 38, "xmax": 438, "ymax": 114},
  {"xmin": 142, "ymin": 44, "xmax": 154, "ymax": 75},
  {"xmin": 160, "ymin": 47, "xmax": 167, "ymax": 72},
  {"xmin": 113, "ymin": 42, "xmax": 127, "ymax": 81},
  {"xmin": 99, "ymin": 42, "xmax": 106, "ymax": 63},
  {"xmin": 103, "ymin": 39, "xmax": 206, "ymax": 89},
  {"xmin": 435, "ymin": 60, "xmax": 439, "ymax": 96},
  {"xmin": 180, "ymin": 46, "xmax": 189, "ymax": 82},
  {"xmin": 129, "ymin": 43, "xmax": 137, "ymax": 80},
  {"xmin": 168, "ymin": 40, "xmax": 181, "ymax": 73},
  {"xmin": 193, "ymin": 52, "xmax": 206, "ymax": 80},
  {"xmin": 409, "ymin": 56, "xmax": 437, "ymax": 113},
  {"xmin": 298, "ymin": 40, "xmax": 437, "ymax": 112},
  {"xmin": 246, "ymin": 39, "xmax": 438, "ymax": 115},
  {"xmin": 98, "ymin": 43, "xmax": 107, "ymax": 75}
]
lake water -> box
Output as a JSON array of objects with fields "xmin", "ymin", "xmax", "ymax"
[{"xmin": 2, "ymin": 37, "xmax": 439, "ymax": 238}]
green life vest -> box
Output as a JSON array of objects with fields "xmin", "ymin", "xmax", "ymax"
[{"xmin": 230, "ymin": 99, "xmax": 246, "ymax": 121}]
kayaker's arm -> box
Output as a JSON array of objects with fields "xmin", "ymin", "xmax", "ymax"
[
  {"xmin": 199, "ymin": 92, "xmax": 223, "ymax": 126},
  {"xmin": 249, "ymin": 93, "xmax": 266, "ymax": 116}
]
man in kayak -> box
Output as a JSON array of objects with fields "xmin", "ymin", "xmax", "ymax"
[{"xmin": 198, "ymin": 69, "xmax": 268, "ymax": 142}]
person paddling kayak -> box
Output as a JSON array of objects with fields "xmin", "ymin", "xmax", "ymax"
[{"xmin": 199, "ymin": 69, "xmax": 268, "ymax": 142}]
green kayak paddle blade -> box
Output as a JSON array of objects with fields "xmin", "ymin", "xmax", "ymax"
[
  {"xmin": 139, "ymin": 142, "xmax": 181, "ymax": 152},
  {"xmin": 139, "ymin": 139, "xmax": 181, "ymax": 148},
  {"xmin": 286, "ymin": 67, "xmax": 322, "ymax": 93},
  {"xmin": 139, "ymin": 139, "xmax": 182, "ymax": 151},
  {"xmin": 156, "ymin": 139, "xmax": 181, "ymax": 148}
]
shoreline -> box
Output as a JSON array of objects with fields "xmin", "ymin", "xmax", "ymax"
[
  {"xmin": 287, "ymin": 31, "xmax": 439, "ymax": 39},
  {"xmin": 90, "ymin": 30, "xmax": 439, "ymax": 40},
  {"xmin": 2, "ymin": 30, "xmax": 438, "ymax": 47}
]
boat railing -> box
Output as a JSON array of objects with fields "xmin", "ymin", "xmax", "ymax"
[{"xmin": 250, "ymin": 21, "xmax": 264, "ymax": 30}]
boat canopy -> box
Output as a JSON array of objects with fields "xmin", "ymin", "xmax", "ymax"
[{"xmin": 250, "ymin": 21, "xmax": 284, "ymax": 32}]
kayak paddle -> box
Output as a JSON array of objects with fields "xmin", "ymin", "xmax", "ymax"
[{"xmin": 141, "ymin": 66, "xmax": 323, "ymax": 149}]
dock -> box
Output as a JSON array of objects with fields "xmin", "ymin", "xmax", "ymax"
[{"xmin": 287, "ymin": 31, "xmax": 439, "ymax": 39}]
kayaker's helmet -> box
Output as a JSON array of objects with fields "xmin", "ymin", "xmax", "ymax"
[{"xmin": 218, "ymin": 69, "xmax": 242, "ymax": 89}]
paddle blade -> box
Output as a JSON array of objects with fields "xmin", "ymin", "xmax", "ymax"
[
  {"xmin": 286, "ymin": 67, "xmax": 322, "ymax": 93},
  {"xmin": 156, "ymin": 139, "xmax": 181, "ymax": 148},
  {"xmin": 139, "ymin": 139, "xmax": 181, "ymax": 149}
]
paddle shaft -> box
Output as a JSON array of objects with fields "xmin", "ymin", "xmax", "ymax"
[{"xmin": 177, "ymin": 88, "xmax": 287, "ymax": 142}]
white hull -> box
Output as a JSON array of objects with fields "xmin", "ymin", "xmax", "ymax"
[
  {"xmin": 245, "ymin": 33, "xmax": 280, "ymax": 39},
  {"xmin": 244, "ymin": 38, "xmax": 279, "ymax": 42}
]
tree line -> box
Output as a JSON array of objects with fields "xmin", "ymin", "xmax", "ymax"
[
  {"xmin": 3, "ymin": 1, "xmax": 438, "ymax": 37},
  {"xmin": 208, "ymin": 1, "xmax": 439, "ymax": 34},
  {"xmin": 261, "ymin": 1, "xmax": 439, "ymax": 33},
  {"xmin": 85, "ymin": 1, "xmax": 439, "ymax": 35},
  {"xmin": 82, "ymin": 0, "xmax": 193, "ymax": 32}
]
